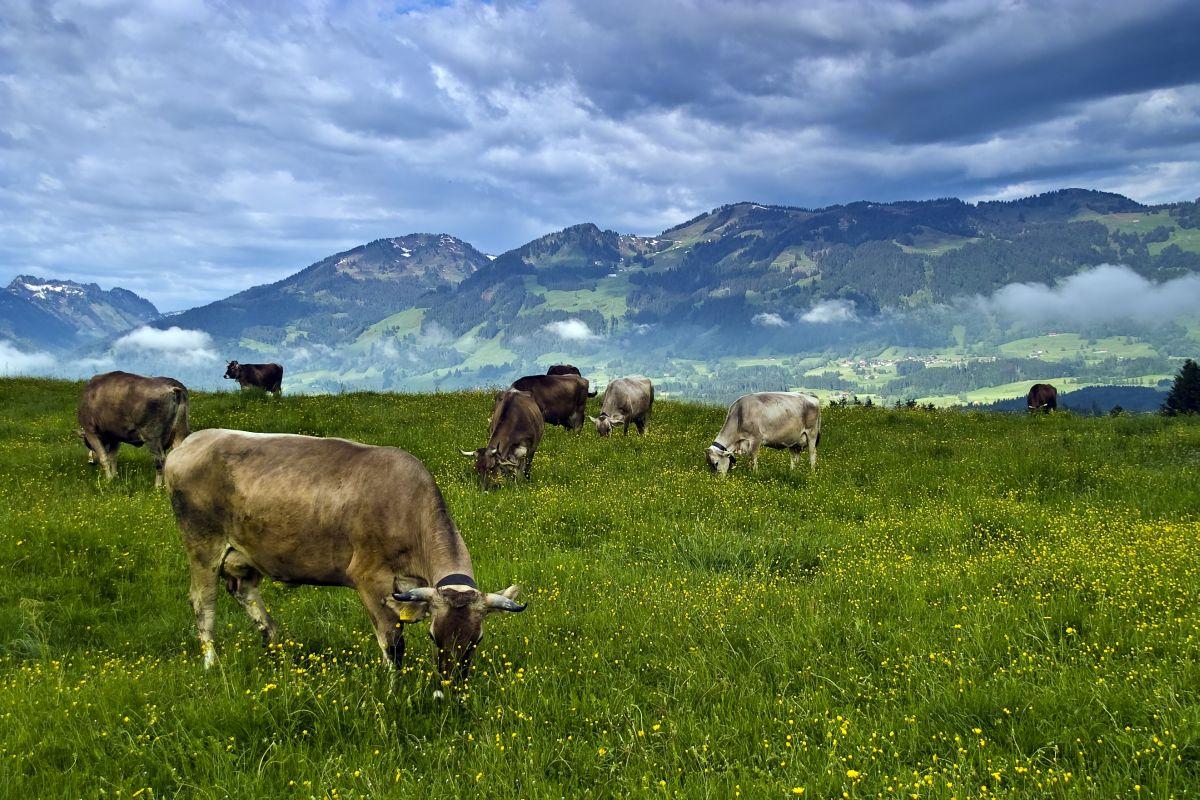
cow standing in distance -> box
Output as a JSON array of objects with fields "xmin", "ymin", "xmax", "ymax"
[
  {"xmin": 461, "ymin": 389, "xmax": 544, "ymax": 489},
  {"xmin": 224, "ymin": 361, "xmax": 284, "ymax": 395},
  {"xmin": 77, "ymin": 371, "xmax": 190, "ymax": 488},
  {"xmin": 707, "ymin": 391, "xmax": 821, "ymax": 475},
  {"xmin": 1027, "ymin": 383, "xmax": 1058, "ymax": 413},
  {"xmin": 590, "ymin": 376, "xmax": 654, "ymax": 436},
  {"xmin": 510, "ymin": 373, "xmax": 592, "ymax": 430},
  {"xmin": 164, "ymin": 429, "xmax": 525, "ymax": 691}
]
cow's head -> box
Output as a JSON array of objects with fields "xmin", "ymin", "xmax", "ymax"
[
  {"xmin": 588, "ymin": 412, "xmax": 623, "ymax": 437},
  {"xmin": 390, "ymin": 582, "xmax": 525, "ymax": 691},
  {"xmin": 460, "ymin": 446, "xmax": 523, "ymax": 489},
  {"xmin": 223, "ymin": 361, "xmax": 240, "ymax": 380},
  {"xmin": 706, "ymin": 441, "xmax": 737, "ymax": 475}
]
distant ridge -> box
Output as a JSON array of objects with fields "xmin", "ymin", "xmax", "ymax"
[{"xmin": 2, "ymin": 275, "xmax": 158, "ymax": 351}]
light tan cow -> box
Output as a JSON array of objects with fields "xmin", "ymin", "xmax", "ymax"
[
  {"xmin": 164, "ymin": 429, "xmax": 524, "ymax": 690},
  {"xmin": 706, "ymin": 391, "xmax": 821, "ymax": 475},
  {"xmin": 589, "ymin": 376, "xmax": 654, "ymax": 436}
]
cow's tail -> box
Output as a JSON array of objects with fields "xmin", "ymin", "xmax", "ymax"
[
  {"xmin": 168, "ymin": 386, "xmax": 191, "ymax": 447},
  {"xmin": 587, "ymin": 389, "xmax": 598, "ymax": 397}
]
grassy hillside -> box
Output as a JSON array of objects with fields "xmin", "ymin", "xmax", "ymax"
[{"xmin": 2, "ymin": 379, "xmax": 1199, "ymax": 798}]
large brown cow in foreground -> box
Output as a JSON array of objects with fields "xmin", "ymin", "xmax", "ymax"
[
  {"xmin": 707, "ymin": 392, "xmax": 821, "ymax": 475},
  {"xmin": 224, "ymin": 361, "xmax": 283, "ymax": 394},
  {"xmin": 510, "ymin": 373, "xmax": 591, "ymax": 430},
  {"xmin": 461, "ymin": 389, "xmax": 544, "ymax": 489},
  {"xmin": 77, "ymin": 371, "xmax": 190, "ymax": 487},
  {"xmin": 1027, "ymin": 383, "xmax": 1058, "ymax": 413},
  {"xmin": 164, "ymin": 429, "xmax": 524, "ymax": 690},
  {"xmin": 589, "ymin": 376, "xmax": 654, "ymax": 436}
]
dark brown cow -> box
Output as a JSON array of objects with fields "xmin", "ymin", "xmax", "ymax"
[
  {"xmin": 224, "ymin": 361, "xmax": 283, "ymax": 394},
  {"xmin": 460, "ymin": 389, "xmax": 544, "ymax": 489},
  {"xmin": 77, "ymin": 371, "xmax": 190, "ymax": 487},
  {"xmin": 547, "ymin": 364, "xmax": 581, "ymax": 376},
  {"xmin": 164, "ymin": 429, "xmax": 525, "ymax": 692},
  {"xmin": 1027, "ymin": 383, "xmax": 1058, "ymax": 413},
  {"xmin": 510, "ymin": 374, "xmax": 591, "ymax": 430}
]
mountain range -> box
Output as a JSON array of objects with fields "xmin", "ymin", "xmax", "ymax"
[
  {"xmin": 1, "ymin": 276, "xmax": 158, "ymax": 351},
  {"xmin": 3, "ymin": 188, "xmax": 1199, "ymax": 403}
]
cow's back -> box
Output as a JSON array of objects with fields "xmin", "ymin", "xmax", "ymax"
[
  {"xmin": 492, "ymin": 390, "xmax": 543, "ymax": 435},
  {"xmin": 726, "ymin": 392, "xmax": 819, "ymax": 443},
  {"xmin": 166, "ymin": 430, "xmax": 447, "ymax": 581},
  {"xmin": 603, "ymin": 376, "xmax": 653, "ymax": 417},
  {"xmin": 78, "ymin": 371, "xmax": 188, "ymax": 444},
  {"xmin": 511, "ymin": 374, "xmax": 588, "ymax": 427}
]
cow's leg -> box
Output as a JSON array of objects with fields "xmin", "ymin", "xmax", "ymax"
[
  {"xmin": 82, "ymin": 430, "xmax": 104, "ymax": 468},
  {"xmin": 186, "ymin": 553, "xmax": 222, "ymax": 668},
  {"xmin": 808, "ymin": 434, "xmax": 818, "ymax": 470},
  {"xmin": 635, "ymin": 417, "xmax": 646, "ymax": 435},
  {"xmin": 522, "ymin": 455, "xmax": 533, "ymax": 480},
  {"xmin": 622, "ymin": 421, "xmax": 630, "ymax": 436},
  {"xmin": 147, "ymin": 438, "xmax": 168, "ymax": 489},
  {"xmin": 789, "ymin": 445, "xmax": 803, "ymax": 471},
  {"xmin": 100, "ymin": 439, "xmax": 120, "ymax": 480},
  {"xmin": 222, "ymin": 559, "xmax": 277, "ymax": 646},
  {"xmin": 353, "ymin": 576, "xmax": 406, "ymax": 670}
]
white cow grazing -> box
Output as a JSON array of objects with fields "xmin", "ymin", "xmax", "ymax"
[{"xmin": 706, "ymin": 392, "xmax": 821, "ymax": 475}]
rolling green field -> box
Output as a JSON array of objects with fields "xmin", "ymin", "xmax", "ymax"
[{"xmin": 2, "ymin": 379, "xmax": 1200, "ymax": 798}]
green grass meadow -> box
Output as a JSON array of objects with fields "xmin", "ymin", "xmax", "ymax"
[{"xmin": 2, "ymin": 378, "xmax": 1200, "ymax": 798}]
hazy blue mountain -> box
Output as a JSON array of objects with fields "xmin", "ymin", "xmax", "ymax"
[
  {"xmin": 1, "ymin": 276, "xmax": 159, "ymax": 351},
  {"xmin": 161, "ymin": 233, "xmax": 490, "ymax": 350}
]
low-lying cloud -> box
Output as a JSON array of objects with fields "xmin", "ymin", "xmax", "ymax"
[
  {"xmin": 544, "ymin": 319, "xmax": 599, "ymax": 341},
  {"xmin": 802, "ymin": 299, "xmax": 858, "ymax": 324},
  {"xmin": 752, "ymin": 312, "xmax": 789, "ymax": 328},
  {"xmin": 0, "ymin": 341, "xmax": 55, "ymax": 375},
  {"xmin": 113, "ymin": 326, "xmax": 219, "ymax": 365},
  {"xmin": 978, "ymin": 264, "xmax": 1200, "ymax": 325}
]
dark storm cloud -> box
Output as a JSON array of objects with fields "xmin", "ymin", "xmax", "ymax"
[{"xmin": 0, "ymin": 0, "xmax": 1198, "ymax": 310}]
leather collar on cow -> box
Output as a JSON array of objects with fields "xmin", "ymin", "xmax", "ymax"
[
  {"xmin": 709, "ymin": 440, "xmax": 737, "ymax": 464},
  {"xmin": 436, "ymin": 573, "xmax": 477, "ymax": 589}
]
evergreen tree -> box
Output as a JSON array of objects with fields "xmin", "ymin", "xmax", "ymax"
[{"xmin": 1162, "ymin": 359, "xmax": 1200, "ymax": 415}]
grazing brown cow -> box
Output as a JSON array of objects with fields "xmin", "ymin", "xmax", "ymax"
[
  {"xmin": 77, "ymin": 371, "xmax": 190, "ymax": 487},
  {"xmin": 461, "ymin": 389, "xmax": 544, "ymax": 489},
  {"xmin": 164, "ymin": 429, "xmax": 525, "ymax": 691},
  {"xmin": 510, "ymin": 374, "xmax": 591, "ymax": 430},
  {"xmin": 1027, "ymin": 383, "xmax": 1058, "ymax": 413},
  {"xmin": 224, "ymin": 361, "xmax": 283, "ymax": 394},
  {"xmin": 707, "ymin": 392, "xmax": 821, "ymax": 475},
  {"xmin": 547, "ymin": 364, "xmax": 581, "ymax": 376},
  {"xmin": 589, "ymin": 376, "xmax": 654, "ymax": 436}
]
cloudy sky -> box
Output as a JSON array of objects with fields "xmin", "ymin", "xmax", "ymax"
[{"xmin": 2, "ymin": 0, "xmax": 1199, "ymax": 310}]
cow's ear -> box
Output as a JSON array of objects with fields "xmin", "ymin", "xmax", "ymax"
[{"xmin": 384, "ymin": 592, "xmax": 431, "ymax": 622}]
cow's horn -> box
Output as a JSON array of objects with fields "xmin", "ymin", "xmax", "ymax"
[
  {"xmin": 393, "ymin": 587, "xmax": 436, "ymax": 603},
  {"xmin": 460, "ymin": 449, "xmax": 477, "ymax": 457},
  {"xmin": 484, "ymin": 594, "xmax": 528, "ymax": 614}
]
